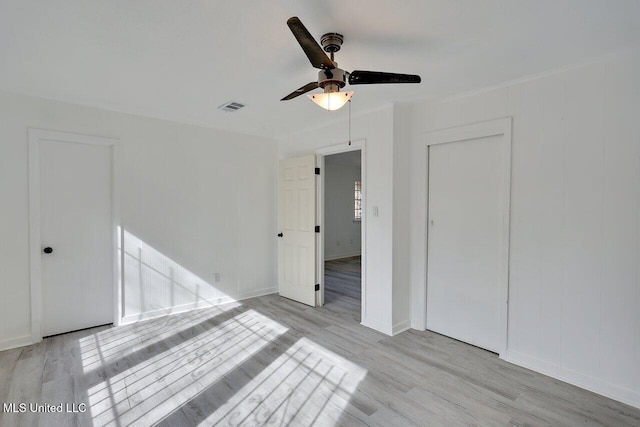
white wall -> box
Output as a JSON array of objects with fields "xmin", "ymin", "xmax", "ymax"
[
  {"xmin": 392, "ymin": 104, "xmax": 412, "ymax": 334},
  {"xmin": 409, "ymin": 53, "xmax": 640, "ymax": 408},
  {"xmin": 324, "ymin": 158, "xmax": 361, "ymax": 260},
  {"xmin": 279, "ymin": 105, "xmax": 396, "ymax": 334},
  {"xmin": 0, "ymin": 91, "xmax": 278, "ymax": 349}
]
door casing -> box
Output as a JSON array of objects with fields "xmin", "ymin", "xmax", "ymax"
[
  {"xmin": 315, "ymin": 140, "xmax": 366, "ymax": 317},
  {"xmin": 424, "ymin": 118, "xmax": 512, "ymax": 357}
]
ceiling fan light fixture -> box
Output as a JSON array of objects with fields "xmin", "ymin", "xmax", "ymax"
[
  {"xmin": 281, "ymin": 17, "xmax": 420, "ymax": 109},
  {"xmin": 307, "ymin": 91, "xmax": 353, "ymax": 111}
]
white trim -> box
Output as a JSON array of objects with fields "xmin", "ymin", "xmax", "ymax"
[
  {"xmin": 413, "ymin": 144, "xmax": 429, "ymax": 332},
  {"xmin": 425, "ymin": 117, "xmax": 510, "ymax": 146},
  {"xmin": 316, "ymin": 154, "xmax": 324, "ymax": 307},
  {"xmin": 28, "ymin": 135, "xmax": 42, "ymax": 343},
  {"xmin": 0, "ymin": 335, "xmax": 33, "ymax": 352},
  {"xmin": 315, "ymin": 140, "xmax": 366, "ymax": 318},
  {"xmin": 112, "ymin": 145, "xmax": 122, "ymax": 326},
  {"xmin": 28, "ymin": 129, "xmax": 120, "ymax": 342},
  {"xmin": 315, "ymin": 140, "xmax": 366, "ymax": 156},
  {"xmin": 361, "ymin": 317, "xmax": 392, "ymax": 336},
  {"xmin": 392, "ymin": 320, "xmax": 411, "ymax": 336},
  {"xmin": 424, "ymin": 117, "xmax": 512, "ymax": 357},
  {"xmin": 506, "ymin": 350, "xmax": 640, "ymax": 410},
  {"xmin": 121, "ymin": 287, "xmax": 277, "ymax": 325}
]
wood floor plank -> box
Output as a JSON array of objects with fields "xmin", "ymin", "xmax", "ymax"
[
  {"xmin": 1, "ymin": 256, "xmax": 639, "ymax": 426},
  {"xmin": 0, "ymin": 347, "xmax": 22, "ymax": 404}
]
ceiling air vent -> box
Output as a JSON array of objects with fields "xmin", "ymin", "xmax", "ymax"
[{"xmin": 218, "ymin": 101, "xmax": 246, "ymax": 112}]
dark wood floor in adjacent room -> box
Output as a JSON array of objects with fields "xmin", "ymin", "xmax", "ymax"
[
  {"xmin": 1, "ymin": 255, "xmax": 639, "ymax": 426},
  {"xmin": 324, "ymin": 256, "xmax": 362, "ymax": 320}
]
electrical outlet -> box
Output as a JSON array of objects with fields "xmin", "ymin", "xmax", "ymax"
[{"xmin": 214, "ymin": 273, "xmax": 220, "ymax": 282}]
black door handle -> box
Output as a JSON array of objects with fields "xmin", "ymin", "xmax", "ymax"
[
  {"xmin": 43, "ymin": 247, "xmax": 53, "ymax": 254},
  {"xmin": 277, "ymin": 233, "xmax": 283, "ymax": 237}
]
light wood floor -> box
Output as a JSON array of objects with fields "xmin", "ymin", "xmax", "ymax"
[{"xmin": 2, "ymin": 256, "xmax": 640, "ymax": 426}]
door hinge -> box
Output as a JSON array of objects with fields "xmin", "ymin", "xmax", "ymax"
[
  {"xmin": 315, "ymin": 167, "xmax": 320, "ymax": 175},
  {"xmin": 315, "ymin": 226, "xmax": 320, "ymax": 233},
  {"xmin": 315, "ymin": 284, "xmax": 320, "ymax": 291}
]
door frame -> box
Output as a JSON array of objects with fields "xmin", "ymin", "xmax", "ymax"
[
  {"xmin": 424, "ymin": 118, "xmax": 512, "ymax": 356},
  {"xmin": 28, "ymin": 129, "xmax": 121, "ymax": 343},
  {"xmin": 315, "ymin": 139, "xmax": 366, "ymax": 315}
]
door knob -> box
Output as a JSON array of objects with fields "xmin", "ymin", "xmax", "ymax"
[
  {"xmin": 43, "ymin": 247, "xmax": 53, "ymax": 254},
  {"xmin": 277, "ymin": 233, "xmax": 283, "ymax": 237}
]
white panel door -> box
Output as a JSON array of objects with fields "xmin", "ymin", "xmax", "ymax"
[
  {"xmin": 278, "ymin": 155, "xmax": 316, "ymax": 306},
  {"xmin": 40, "ymin": 139, "xmax": 113, "ymax": 336},
  {"xmin": 427, "ymin": 135, "xmax": 506, "ymax": 352}
]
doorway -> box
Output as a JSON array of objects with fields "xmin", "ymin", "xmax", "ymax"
[
  {"xmin": 316, "ymin": 142, "xmax": 365, "ymax": 321},
  {"xmin": 29, "ymin": 129, "xmax": 120, "ymax": 341},
  {"xmin": 323, "ymin": 151, "xmax": 362, "ymax": 318}
]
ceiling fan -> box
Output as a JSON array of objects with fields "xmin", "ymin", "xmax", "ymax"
[{"xmin": 281, "ymin": 17, "xmax": 422, "ymax": 110}]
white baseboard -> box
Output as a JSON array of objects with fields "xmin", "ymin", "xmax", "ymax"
[
  {"xmin": 121, "ymin": 287, "xmax": 277, "ymax": 325},
  {"xmin": 392, "ymin": 320, "xmax": 411, "ymax": 336},
  {"xmin": 0, "ymin": 289, "xmax": 279, "ymax": 351},
  {"xmin": 324, "ymin": 251, "xmax": 361, "ymax": 261},
  {"xmin": 505, "ymin": 350, "xmax": 640, "ymax": 410},
  {"xmin": 239, "ymin": 287, "xmax": 279, "ymax": 300},
  {"xmin": 361, "ymin": 317, "xmax": 393, "ymax": 336},
  {"xmin": 0, "ymin": 334, "xmax": 33, "ymax": 352},
  {"xmin": 410, "ymin": 317, "xmax": 427, "ymax": 331}
]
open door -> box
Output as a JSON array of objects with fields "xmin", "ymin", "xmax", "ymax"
[{"xmin": 278, "ymin": 154, "xmax": 317, "ymax": 306}]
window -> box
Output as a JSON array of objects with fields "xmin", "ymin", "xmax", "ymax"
[{"xmin": 354, "ymin": 180, "xmax": 362, "ymax": 221}]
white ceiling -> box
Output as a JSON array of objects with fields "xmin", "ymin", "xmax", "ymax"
[{"xmin": 1, "ymin": 1, "xmax": 639, "ymax": 139}]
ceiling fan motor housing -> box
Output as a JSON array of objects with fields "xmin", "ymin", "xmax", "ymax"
[
  {"xmin": 318, "ymin": 67, "xmax": 348, "ymax": 92},
  {"xmin": 320, "ymin": 33, "xmax": 344, "ymax": 53}
]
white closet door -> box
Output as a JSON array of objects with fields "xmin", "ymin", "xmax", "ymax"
[
  {"xmin": 427, "ymin": 135, "xmax": 507, "ymax": 352},
  {"xmin": 40, "ymin": 138, "xmax": 114, "ymax": 336}
]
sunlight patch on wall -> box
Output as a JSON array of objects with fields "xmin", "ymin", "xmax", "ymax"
[{"xmin": 122, "ymin": 230, "xmax": 232, "ymax": 322}]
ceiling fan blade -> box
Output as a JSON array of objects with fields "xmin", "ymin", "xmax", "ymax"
[
  {"xmin": 281, "ymin": 82, "xmax": 320, "ymax": 101},
  {"xmin": 348, "ymin": 70, "xmax": 421, "ymax": 85},
  {"xmin": 287, "ymin": 17, "xmax": 335, "ymax": 70}
]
